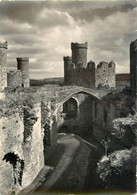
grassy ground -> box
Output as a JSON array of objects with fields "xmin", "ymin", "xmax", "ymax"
[
  {"xmin": 46, "ymin": 143, "xmax": 65, "ymax": 167},
  {"xmin": 47, "ymin": 135, "xmax": 92, "ymax": 193}
]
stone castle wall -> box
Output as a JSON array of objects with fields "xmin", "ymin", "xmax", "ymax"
[
  {"xmin": 7, "ymin": 71, "xmax": 22, "ymax": 88},
  {"xmin": 0, "ymin": 41, "xmax": 7, "ymax": 92},
  {"xmin": 0, "ymin": 41, "xmax": 30, "ymax": 90},
  {"xmin": 95, "ymin": 61, "xmax": 115, "ymax": 88},
  {"xmin": 64, "ymin": 42, "xmax": 116, "ymax": 89},
  {"xmin": 0, "ymin": 97, "xmax": 44, "ymax": 194}
]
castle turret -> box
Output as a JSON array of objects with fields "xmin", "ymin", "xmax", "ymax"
[
  {"xmin": 71, "ymin": 42, "xmax": 88, "ymax": 68},
  {"xmin": 130, "ymin": 39, "xmax": 137, "ymax": 95},
  {"xmin": 17, "ymin": 57, "xmax": 30, "ymax": 87},
  {"xmin": 0, "ymin": 41, "xmax": 8, "ymax": 91},
  {"xmin": 63, "ymin": 56, "xmax": 72, "ymax": 85}
]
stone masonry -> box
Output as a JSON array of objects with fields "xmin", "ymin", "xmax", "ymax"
[
  {"xmin": 0, "ymin": 41, "xmax": 7, "ymax": 92},
  {"xmin": 64, "ymin": 42, "xmax": 116, "ymax": 89},
  {"xmin": 0, "ymin": 39, "xmax": 136, "ymax": 194},
  {"xmin": 0, "ymin": 40, "xmax": 30, "ymax": 90}
]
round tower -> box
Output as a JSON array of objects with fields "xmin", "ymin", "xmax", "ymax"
[
  {"xmin": 0, "ymin": 41, "xmax": 8, "ymax": 91},
  {"xmin": 63, "ymin": 56, "xmax": 72, "ymax": 85},
  {"xmin": 71, "ymin": 42, "xmax": 88, "ymax": 68},
  {"xmin": 17, "ymin": 57, "xmax": 29, "ymax": 87}
]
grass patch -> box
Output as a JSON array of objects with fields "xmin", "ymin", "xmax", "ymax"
[
  {"xmin": 49, "ymin": 136, "xmax": 91, "ymax": 193},
  {"xmin": 46, "ymin": 143, "xmax": 65, "ymax": 167}
]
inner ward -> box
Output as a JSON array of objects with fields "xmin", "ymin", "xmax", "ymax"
[{"xmin": 58, "ymin": 93, "xmax": 105, "ymax": 142}]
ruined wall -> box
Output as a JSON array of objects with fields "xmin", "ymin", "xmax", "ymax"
[
  {"xmin": 0, "ymin": 96, "xmax": 44, "ymax": 194},
  {"xmin": 41, "ymin": 100, "xmax": 57, "ymax": 162},
  {"xmin": 70, "ymin": 61, "xmax": 95, "ymax": 88},
  {"xmin": 0, "ymin": 111, "xmax": 24, "ymax": 194},
  {"xmin": 7, "ymin": 70, "xmax": 22, "ymax": 88},
  {"xmin": 0, "ymin": 41, "xmax": 7, "ymax": 91},
  {"xmin": 22, "ymin": 102, "xmax": 44, "ymax": 188},
  {"xmin": 95, "ymin": 61, "xmax": 115, "ymax": 88},
  {"xmin": 63, "ymin": 42, "xmax": 115, "ymax": 89}
]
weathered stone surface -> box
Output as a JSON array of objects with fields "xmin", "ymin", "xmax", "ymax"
[
  {"xmin": 0, "ymin": 41, "xmax": 7, "ymax": 92},
  {"xmin": 64, "ymin": 42, "xmax": 116, "ymax": 89},
  {"xmin": 0, "ymin": 96, "xmax": 44, "ymax": 194}
]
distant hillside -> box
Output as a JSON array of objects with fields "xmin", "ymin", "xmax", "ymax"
[{"xmin": 30, "ymin": 77, "xmax": 64, "ymax": 86}]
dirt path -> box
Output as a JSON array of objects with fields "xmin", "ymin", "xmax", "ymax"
[{"xmin": 37, "ymin": 134, "xmax": 80, "ymax": 191}]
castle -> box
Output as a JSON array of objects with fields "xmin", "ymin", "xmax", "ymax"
[
  {"xmin": 0, "ymin": 41, "xmax": 29, "ymax": 92},
  {"xmin": 0, "ymin": 39, "xmax": 136, "ymax": 194},
  {"xmin": 1, "ymin": 41, "xmax": 136, "ymax": 93},
  {"xmin": 63, "ymin": 42, "xmax": 115, "ymax": 89}
]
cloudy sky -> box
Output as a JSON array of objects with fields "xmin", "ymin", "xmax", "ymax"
[{"xmin": 0, "ymin": 0, "xmax": 137, "ymax": 79}]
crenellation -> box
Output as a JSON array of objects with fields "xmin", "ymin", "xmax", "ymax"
[
  {"xmin": 64, "ymin": 42, "xmax": 116, "ymax": 89},
  {"xmin": 87, "ymin": 61, "xmax": 95, "ymax": 70},
  {"xmin": 71, "ymin": 42, "xmax": 88, "ymax": 49}
]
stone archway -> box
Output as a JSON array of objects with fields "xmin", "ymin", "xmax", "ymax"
[
  {"xmin": 55, "ymin": 90, "xmax": 109, "ymax": 142},
  {"xmin": 62, "ymin": 97, "xmax": 78, "ymax": 119}
]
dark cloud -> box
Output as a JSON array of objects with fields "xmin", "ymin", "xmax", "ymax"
[{"xmin": 69, "ymin": 3, "xmax": 136, "ymax": 22}]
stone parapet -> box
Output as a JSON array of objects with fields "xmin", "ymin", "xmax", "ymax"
[
  {"xmin": 63, "ymin": 56, "xmax": 72, "ymax": 61},
  {"xmin": 71, "ymin": 42, "xmax": 88, "ymax": 49},
  {"xmin": 17, "ymin": 57, "xmax": 29, "ymax": 62}
]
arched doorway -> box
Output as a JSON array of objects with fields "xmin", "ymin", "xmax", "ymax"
[{"xmin": 63, "ymin": 97, "xmax": 78, "ymax": 119}]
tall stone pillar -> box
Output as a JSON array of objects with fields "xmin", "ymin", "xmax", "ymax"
[
  {"xmin": 63, "ymin": 56, "xmax": 72, "ymax": 85},
  {"xmin": 71, "ymin": 42, "xmax": 88, "ymax": 68},
  {"xmin": 0, "ymin": 41, "xmax": 7, "ymax": 91},
  {"xmin": 17, "ymin": 57, "xmax": 30, "ymax": 87}
]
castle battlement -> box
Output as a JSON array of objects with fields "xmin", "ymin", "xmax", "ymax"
[
  {"xmin": 87, "ymin": 61, "xmax": 95, "ymax": 70},
  {"xmin": 71, "ymin": 42, "xmax": 88, "ymax": 49},
  {"xmin": 17, "ymin": 57, "xmax": 29, "ymax": 61},
  {"xmin": 64, "ymin": 42, "xmax": 116, "ymax": 89},
  {"xmin": 63, "ymin": 56, "xmax": 72, "ymax": 61},
  {"xmin": 0, "ymin": 41, "xmax": 30, "ymax": 90}
]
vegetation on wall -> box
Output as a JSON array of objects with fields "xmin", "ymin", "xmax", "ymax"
[
  {"xmin": 97, "ymin": 146, "xmax": 136, "ymax": 191},
  {"xmin": 23, "ymin": 100, "xmax": 38, "ymax": 143}
]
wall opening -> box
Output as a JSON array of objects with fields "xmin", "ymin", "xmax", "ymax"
[
  {"xmin": 3, "ymin": 152, "xmax": 24, "ymax": 187},
  {"xmin": 63, "ymin": 98, "xmax": 78, "ymax": 119},
  {"xmin": 58, "ymin": 94, "xmax": 95, "ymax": 138}
]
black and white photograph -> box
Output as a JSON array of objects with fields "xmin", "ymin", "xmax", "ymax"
[{"xmin": 0, "ymin": 0, "xmax": 136, "ymax": 194}]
